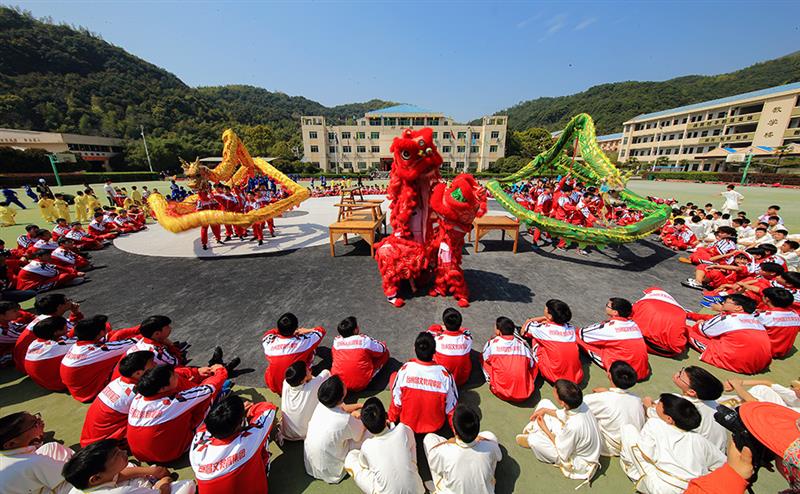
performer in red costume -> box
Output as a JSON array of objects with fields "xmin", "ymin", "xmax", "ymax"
[{"xmin": 197, "ymin": 188, "xmax": 223, "ymax": 250}]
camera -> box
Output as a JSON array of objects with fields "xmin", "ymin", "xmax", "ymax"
[{"xmin": 714, "ymin": 404, "xmax": 774, "ymax": 492}]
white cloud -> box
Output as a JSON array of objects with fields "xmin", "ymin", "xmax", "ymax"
[
  {"xmin": 574, "ymin": 17, "xmax": 597, "ymax": 31},
  {"xmin": 516, "ymin": 13, "xmax": 542, "ymax": 29},
  {"xmin": 538, "ymin": 13, "xmax": 567, "ymax": 41}
]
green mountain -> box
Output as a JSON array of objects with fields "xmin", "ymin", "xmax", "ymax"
[{"xmin": 499, "ymin": 52, "xmax": 800, "ymax": 135}]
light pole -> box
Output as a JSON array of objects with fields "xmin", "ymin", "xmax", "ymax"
[
  {"xmin": 140, "ymin": 125, "xmax": 154, "ymax": 173},
  {"xmin": 740, "ymin": 147, "xmax": 754, "ymax": 185}
]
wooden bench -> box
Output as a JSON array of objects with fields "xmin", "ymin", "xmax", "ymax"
[
  {"xmin": 329, "ymin": 200, "xmax": 386, "ymax": 256},
  {"xmin": 471, "ymin": 215, "xmax": 520, "ymax": 253}
]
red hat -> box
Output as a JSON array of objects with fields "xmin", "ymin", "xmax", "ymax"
[{"xmin": 740, "ymin": 402, "xmax": 800, "ymax": 456}]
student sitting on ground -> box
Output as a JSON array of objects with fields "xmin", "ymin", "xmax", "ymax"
[
  {"xmin": 344, "ymin": 397, "xmax": 425, "ymax": 494},
  {"xmin": 331, "ymin": 316, "xmax": 389, "ymax": 393},
  {"xmin": 481, "ymin": 316, "xmax": 537, "ymax": 403},
  {"xmin": 304, "ymin": 375, "xmax": 365, "ymax": 484},
  {"xmin": 423, "ymin": 403, "xmax": 502, "ymax": 494},
  {"xmin": 262, "ymin": 312, "xmax": 326, "ymax": 394},
  {"xmin": 62, "ymin": 439, "xmax": 194, "ymax": 494},
  {"xmin": 24, "ymin": 316, "xmax": 76, "ymax": 392},
  {"xmin": 583, "ymin": 361, "xmax": 646, "ymax": 457},
  {"xmin": 14, "ymin": 293, "xmax": 82, "ymax": 374},
  {"xmin": 755, "ymin": 287, "xmax": 800, "ymax": 358},
  {"xmin": 620, "ymin": 394, "xmax": 725, "ymax": 494},
  {"xmin": 516, "ymin": 379, "xmax": 601, "ymax": 483},
  {"xmin": 281, "ymin": 361, "xmax": 331, "ymax": 441},
  {"xmin": 0, "ymin": 300, "xmax": 35, "ymax": 367},
  {"xmin": 631, "ymin": 287, "xmax": 688, "ymax": 357},
  {"xmin": 16, "ymin": 249, "xmax": 85, "ymax": 293},
  {"xmin": 190, "ymin": 395, "xmax": 278, "ymax": 493},
  {"xmin": 427, "ymin": 308, "xmax": 473, "ymax": 386},
  {"xmin": 723, "ymin": 377, "xmax": 800, "ymax": 412},
  {"xmin": 388, "ymin": 332, "xmax": 458, "ymax": 434},
  {"xmin": 520, "ymin": 299, "xmax": 584, "ymax": 384}
]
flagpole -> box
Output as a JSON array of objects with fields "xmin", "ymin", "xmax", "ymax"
[{"xmin": 140, "ymin": 125, "xmax": 154, "ymax": 173}]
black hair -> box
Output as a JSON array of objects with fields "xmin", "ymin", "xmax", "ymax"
[
  {"xmin": 546, "ymin": 299, "xmax": 572, "ymax": 325},
  {"xmin": 705, "ymin": 203, "xmax": 713, "ymax": 207},
  {"xmin": 763, "ymin": 287, "xmax": 794, "ymax": 308},
  {"xmin": 554, "ymin": 379, "xmax": 583, "ymax": 409},
  {"xmin": 722, "ymin": 214, "xmax": 730, "ymax": 220},
  {"xmin": 785, "ymin": 240, "xmax": 800, "ymax": 250},
  {"xmin": 782, "ymin": 271, "xmax": 800, "ymax": 289},
  {"xmin": 205, "ymin": 395, "xmax": 245, "ymax": 439},
  {"xmin": 608, "ymin": 298, "xmax": 633, "ymax": 318},
  {"xmin": 609, "ymin": 361, "xmax": 638, "ymax": 390},
  {"xmin": 118, "ymin": 351, "xmax": 154, "ymax": 378},
  {"xmin": 659, "ymin": 393, "xmax": 701, "ymax": 431},
  {"xmin": 673, "ymin": 218, "xmax": 685, "ymax": 225},
  {"xmin": 691, "ymin": 215, "xmax": 702, "ymax": 223},
  {"xmin": 0, "ymin": 301, "xmax": 20, "ymax": 314},
  {"xmin": 758, "ymin": 262, "xmax": 784, "ymax": 275},
  {"xmin": 25, "ymin": 224, "xmax": 39, "ymax": 233},
  {"xmin": 93, "ymin": 212, "xmax": 104, "ymax": 219},
  {"xmin": 768, "ymin": 215, "xmax": 780, "ymax": 222},
  {"xmin": 717, "ymin": 226, "xmax": 737, "ymax": 237},
  {"xmin": 73, "ymin": 315, "xmax": 109, "ymax": 342},
  {"xmin": 138, "ymin": 315, "xmax": 171, "ymax": 339},
  {"xmin": 134, "ymin": 365, "xmax": 173, "ymax": 397},
  {"xmin": 414, "ymin": 331, "xmax": 436, "ymax": 362},
  {"xmin": 453, "ymin": 403, "xmax": 481, "ymax": 443},
  {"xmin": 684, "ymin": 366, "xmax": 723, "ymax": 400},
  {"xmin": 56, "ymin": 218, "xmax": 67, "ymax": 224},
  {"xmin": 32, "ymin": 315, "xmax": 67, "ymax": 340},
  {"xmin": 277, "ymin": 312, "xmax": 299, "ymax": 336},
  {"xmin": 496, "ymin": 316, "xmax": 516, "ymax": 336},
  {"xmin": 761, "ymin": 244, "xmax": 778, "ymax": 255},
  {"xmin": 745, "ymin": 247, "xmax": 765, "ymax": 257},
  {"xmin": 284, "ymin": 360, "xmax": 308, "ymax": 387},
  {"xmin": 726, "ymin": 293, "xmax": 757, "ymax": 314},
  {"xmin": 732, "ymin": 218, "xmax": 743, "ymax": 226},
  {"xmin": 61, "ymin": 439, "xmax": 119, "ymax": 489},
  {"xmin": 337, "ymin": 316, "xmax": 357, "ymax": 338},
  {"xmin": 360, "ymin": 397, "xmax": 387, "ymax": 434},
  {"xmin": 317, "ymin": 374, "xmax": 345, "ymax": 408},
  {"xmin": 0, "ymin": 412, "xmax": 29, "ymax": 449},
  {"xmin": 57, "ymin": 236, "xmax": 74, "ymax": 245},
  {"xmin": 442, "ymin": 308, "xmax": 462, "ymax": 331},
  {"xmin": 34, "ymin": 293, "xmax": 68, "ymax": 315},
  {"xmin": 768, "ymin": 205, "xmax": 781, "ymax": 211}
]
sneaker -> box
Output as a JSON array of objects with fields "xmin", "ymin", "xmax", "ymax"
[
  {"xmin": 225, "ymin": 356, "xmax": 241, "ymax": 373},
  {"xmin": 219, "ymin": 379, "xmax": 234, "ymax": 398},
  {"xmin": 224, "ymin": 235, "xmax": 232, "ymax": 242},
  {"xmin": 681, "ymin": 278, "xmax": 704, "ymax": 290},
  {"xmin": 258, "ymin": 239, "xmax": 263, "ymax": 246},
  {"xmin": 578, "ymin": 249, "xmax": 590, "ymax": 256},
  {"xmin": 208, "ymin": 346, "xmax": 224, "ymax": 366},
  {"xmin": 202, "ymin": 244, "xmax": 208, "ymax": 250}
]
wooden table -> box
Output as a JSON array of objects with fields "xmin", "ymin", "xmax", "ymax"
[
  {"xmin": 329, "ymin": 200, "xmax": 386, "ymax": 256},
  {"xmin": 472, "ymin": 215, "xmax": 520, "ymax": 253}
]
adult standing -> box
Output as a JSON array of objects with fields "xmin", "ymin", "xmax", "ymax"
[
  {"xmin": 102, "ymin": 180, "xmax": 116, "ymax": 207},
  {"xmin": 2, "ymin": 188, "xmax": 26, "ymax": 209},
  {"xmin": 720, "ymin": 184, "xmax": 744, "ymax": 215},
  {"xmin": 35, "ymin": 179, "xmax": 52, "ymax": 198}
]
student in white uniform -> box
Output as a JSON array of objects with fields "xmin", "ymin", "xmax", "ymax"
[
  {"xmin": 344, "ymin": 397, "xmax": 424, "ymax": 494},
  {"xmin": 304, "ymin": 374, "xmax": 365, "ymax": 483},
  {"xmin": 423, "ymin": 403, "xmax": 502, "ymax": 494},
  {"xmin": 583, "ymin": 361, "xmax": 646, "ymax": 457},
  {"xmin": 62, "ymin": 439, "xmax": 195, "ymax": 493},
  {"xmin": 620, "ymin": 393, "xmax": 726, "ymax": 494},
  {"xmin": 281, "ymin": 361, "xmax": 331, "ymax": 441},
  {"xmin": 516, "ymin": 379, "xmax": 601, "ymax": 482},
  {"xmin": 0, "ymin": 411, "xmax": 75, "ymax": 494},
  {"xmin": 723, "ymin": 377, "xmax": 800, "ymax": 412},
  {"xmin": 720, "ymin": 184, "xmax": 743, "ymax": 215}
]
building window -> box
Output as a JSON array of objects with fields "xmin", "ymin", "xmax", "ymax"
[
  {"xmin": 469, "ymin": 161, "xmax": 478, "ymax": 169},
  {"xmin": 309, "ymin": 131, "xmax": 318, "ymax": 139},
  {"xmin": 701, "ymin": 130, "xmax": 708, "ymax": 137},
  {"xmin": 372, "ymin": 161, "xmax": 380, "ymax": 168},
  {"xmin": 370, "ymin": 132, "xmax": 379, "ymax": 139},
  {"xmin": 442, "ymin": 146, "xmax": 451, "ymax": 153},
  {"xmin": 413, "ymin": 117, "xmax": 425, "ymax": 126},
  {"xmin": 371, "ymin": 146, "xmax": 380, "ymax": 153},
  {"xmin": 399, "ymin": 118, "xmax": 410, "ymax": 126},
  {"xmin": 471, "ymin": 132, "xmax": 480, "ymax": 140},
  {"xmin": 457, "ymin": 131, "xmax": 466, "ymax": 139},
  {"xmin": 457, "ymin": 146, "xmax": 466, "ymax": 153},
  {"xmin": 443, "ymin": 132, "xmax": 452, "ymax": 139},
  {"xmin": 369, "ymin": 118, "xmax": 381, "ymax": 126},
  {"xmin": 342, "ymin": 146, "xmax": 352, "ymax": 153},
  {"xmin": 470, "ymin": 146, "xmax": 479, "ymax": 153},
  {"xmin": 384, "ymin": 117, "xmax": 396, "ymax": 126},
  {"xmin": 328, "ymin": 132, "xmax": 335, "ymax": 140},
  {"xmin": 357, "ymin": 146, "xmax": 366, "ymax": 153},
  {"xmin": 343, "ymin": 162, "xmax": 352, "ymax": 169},
  {"xmin": 310, "ymin": 145, "xmax": 319, "ymax": 153},
  {"xmin": 358, "ymin": 161, "xmax": 367, "ymax": 169},
  {"xmin": 341, "ymin": 132, "xmax": 351, "ymax": 139},
  {"xmin": 353, "ymin": 132, "xmax": 362, "ymax": 139},
  {"xmin": 489, "ymin": 145, "xmax": 498, "ymax": 152},
  {"xmin": 491, "ymin": 131, "xmax": 500, "ymax": 139},
  {"xmin": 442, "ymin": 161, "xmax": 451, "ymax": 168},
  {"xmin": 328, "ymin": 146, "xmax": 336, "ymax": 153},
  {"xmin": 427, "ymin": 117, "xmax": 440, "ymax": 126},
  {"xmin": 456, "ymin": 161, "xmax": 464, "ymax": 168}
]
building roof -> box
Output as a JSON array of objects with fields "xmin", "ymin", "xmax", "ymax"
[
  {"xmin": 626, "ymin": 82, "xmax": 800, "ymax": 123},
  {"xmin": 597, "ymin": 132, "xmax": 623, "ymax": 141},
  {"xmin": 366, "ymin": 104, "xmax": 440, "ymax": 115}
]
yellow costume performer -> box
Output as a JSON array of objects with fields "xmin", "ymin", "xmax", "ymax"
[
  {"xmin": 53, "ymin": 197, "xmax": 71, "ymax": 222},
  {"xmin": 0, "ymin": 205, "xmax": 16, "ymax": 227},
  {"xmin": 85, "ymin": 194, "xmax": 102, "ymax": 215},
  {"xmin": 37, "ymin": 196, "xmax": 58, "ymax": 222},
  {"xmin": 74, "ymin": 194, "xmax": 89, "ymax": 222}
]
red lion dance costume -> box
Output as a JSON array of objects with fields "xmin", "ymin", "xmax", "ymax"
[{"xmin": 374, "ymin": 128, "xmax": 486, "ymax": 308}]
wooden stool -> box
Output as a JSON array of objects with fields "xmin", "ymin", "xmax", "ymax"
[{"xmin": 472, "ymin": 215, "xmax": 520, "ymax": 253}]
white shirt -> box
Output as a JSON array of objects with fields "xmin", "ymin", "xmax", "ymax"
[
  {"xmin": 0, "ymin": 444, "xmax": 71, "ymax": 494},
  {"xmin": 649, "ymin": 395, "xmax": 728, "ymax": 452},
  {"xmin": 424, "ymin": 431, "xmax": 502, "ymax": 494},
  {"xmin": 349, "ymin": 423, "xmax": 424, "ymax": 494},
  {"xmin": 304, "ymin": 403, "xmax": 365, "ymax": 483},
  {"xmin": 721, "ymin": 190, "xmax": 743, "ymax": 209},
  {"xmin": 748, "ymin": 384, "xmax": 800, "ymax": 412},
  {"xmin": 583, "ymin": 388, "xmax": 646, "ymax": 456},
  {"xmin": 779, "ymin": 250, "xmax": 799, "ymax": 271},
  {"xmin": 280, "ymin": 369, "xmax": 330, "ymax": 440},
  {"xmin": 553, "ymin": 403, "xmax": 602, "ymax": 479}
]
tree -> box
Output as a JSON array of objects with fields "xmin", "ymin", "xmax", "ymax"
[
  {"xmin": 507, "ymin": 128, "xmax": 552, "ymax": 158},
  {"xmin": 241, "ymin": 124, "xmax": 275, "ymax": 156}
]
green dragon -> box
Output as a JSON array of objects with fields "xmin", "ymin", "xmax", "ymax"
[{"xmin": 485, "ymin": 113, "xmax": 671, "ymax": 248}]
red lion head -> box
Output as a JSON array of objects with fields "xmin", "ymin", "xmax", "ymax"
[
  {"xmin": 389, "ymin": 128, "xmax": 443, "ymax": 182},
  {"xmin": 431, "ymin": 173, "xmax": 487, "ymax": 231}
]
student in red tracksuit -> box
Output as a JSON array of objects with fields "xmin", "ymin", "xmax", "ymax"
[
  {"xmin": 388, "ymin": 332, "xmax": 457, "ymax": 434},
  {"xmin": 631, "ymin": 287, "xmax": 689, "ymax": 357},
  {"xmin": 127, "ymin": 364, "xmax": 229, "ymax": 464},
  {"xmin": 755, "ymin": 287, "xmax": 800, "ymax": 359},
  {"xmin": 576, "ymin": 298, "xmax": 651, "ymax": 381},
  {"xmin": 79, "ymin": 350, "xmax": 155, "ymax": 447},
  {"xmin": 26, "ymin": 230, "xmax": 58, "ymax": 257},
  {"xmin": 24, "ymin": 316, "xmax": 76, "ymax": 391},
  {"xmin": 87, "ymin": 212, "xmax": 119, "ymax": 240},
  {"xmin": 196, "ymin": 189, "xmax": 223, "ymax": 250},
  {"xmin": 685, "ymin": 252, "xmax": 756, "ymax": 291},
  {"xmin": 15, "ymin": 249, "xmax": 85, "ymax": 292},
  {"xmin": 12, "ymin": 224, "xmax": 39, "ymax": 257},
  {"xmin": 482, "ymin": 316, "xmax": 537, "ymax": 403},
  {"xmin": 51, "ymin": 218, "xmax": 71, "ymax": 240},
  {"xmin": 330, "ymin": 316, "xmax": 389, "ymax": 392},
  {"xmin": 731, "ymin": 262, "xmax": 785, "ymax": 307},
  {"xmin": 60, "ymin": 316, "xmax": 138, "ymax": 403},
  {"xmin": 427, "ymin": 308, "xmax": 472, "ymax": 386},
  {"xmin": 190, "ymin": 395, "xmax": 278, "ymax": 494},
  {"xmin": 687, "ymin": 294, "xmax": 773, "ymax": 374},
  {"xmin": 13, "ymin": 293, "xmax": 82, "ymax": 373},
  {"xmin": 662, "ymin": 218, "xmax": 698, "ymax": 250},
  {"xmin": 685, "ymin": 226, "xmax": 737, "ymax": 264},
  {"xmin": 261, "ymin": 312, "xmax": 325, "ymax": 394},
  {"xmin": 521, "ymin": 299, "xmax": 584, "ymax": 384},
  {"xmin": 0, "ymin": 301, "xmax": 35, "ymax": 367},
  {"xmin": 530, "ymin": 185, "xmax": 553, "ymax": 245},
  {"xmin": 50, "ymin": 237, "xmax": 91, "ymax": 271},
  {"xmin": 65, "ymin": 222, "xmax": 105, "ymax": 250},
  {"xmin": 244, "ymin": 192, "xmax": 267, "ymax": 246}
]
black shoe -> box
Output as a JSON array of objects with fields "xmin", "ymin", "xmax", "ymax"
[
  {"xmin": 225, "ymin": 356, "xmax": 241, "ymax": 372},
  {"xmin": 271, "ymin": 232, "xmax": 275, "ymax": 237},
  {"xmin": 202, "ymin": 244, "xmax": 208, "ymax": 250},
  {"xmin": 224, "ymin": 236, "xmax": 232, "ymax": 242},
  {"xmin": 216, "ymin": 238, "xmax": 224, "ymax": 245},
  {"xmin": 258, "ymin": 239, "xmax": 263, "ymax": 246},
  {"xmin": 208, "ymin": 346, "xmax": 224, "ymax": 366}
]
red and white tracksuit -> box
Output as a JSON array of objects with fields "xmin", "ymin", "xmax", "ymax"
[
  {"xmin": 531, "ymin": 192, "xmax": 553, "ymax": 243},
  {"xmin": 12, "ymin": 233, "xmax": 35, "ymax": 257},
  {"xmin": 80, "ymin": 375, "xmax": 138, "ymax": 447},
  {"xmin": 24, "ymin": 337, "xmax": 77, "ymax": 391},
  {"xmin": 0, "ymin": 310, "xmax": 35, "ymax": 366},
  {"xmin": 754, "ymin": 309, "xmax": 800, "ymax": 358},
  {"xmin": 13, "ymin": 312, "xmax": 82, "ymax": 374},
  {"xmin": 127, "ymin": 369, "xmax": 228, "ymax": 464},
  {"xmin": 16, "ymin": 261, "xmax": 80, "ymax": 292},
  {"xmin": 88, "ymin": 220, "xmax": 119, "ymax": 240},
  {"xmin": 687, "ymin": 312, "xmax": 772, "ymax": 374},
  {"xmin": 481, "ymin": 334, "xmax": 537, "ymax": 402},
  {"xmin": 426, "ymin": 325, "xmax": 472, "ymax": 386},
  {"xmin": 689, "ymin": 238, "xmax": 736, "ymax": 265},
  {"xmin": 50, "ymin": 246, "xmax": 90, "ymax": 270},
  {"xmin": 51, "ymin": 224, "xmax": 70, "ymax": 240},
  {"xmin": 214, "ymin": 193, "xmax": 245, "ymax": 238},
  {"xmin": 662, "ymin": 226, "xmax": 698, "ymax": 250},
  {"xmin": 190, "ymin": 402, "xmax": 278, "ymax": 494},
  {"xmin": 60, "ymin": 337, "xmax": 138, "ymax": 402},
  {"xmin": 577, "ymin": 317, "xmax": 650, "ymax": 381},
  {"xmin": 631, "ymin": 288, "xmax": 688, "ymax": 357},
  {"xmin": 521, "ymin": 320, "xmax": 583, "ymax": 384},
  {"xmin": 197, "ymin": 192, "xmax": 222, "ymax": 246},
  {"xmin": 261, "ymin": 327, "xmax": 326, "ymax": 394},
  {"xmin": 26, "ymin": 240, "xmax": 58, "ymax": 257},
  {"xmin": 388, "ymin": 359, "xmax": 457, "ymax": 434},
  {"xmin": 65, "ymin": 229, "xmax": 104, "ymax": 250},
  {"xmin": 330, "ymin": 334, "xmax": 389, "ymax": 392}
]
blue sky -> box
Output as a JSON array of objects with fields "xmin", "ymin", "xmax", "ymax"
[{"xmin": 11, "ymin": 1, "xmax": 800, "ymax": 122}]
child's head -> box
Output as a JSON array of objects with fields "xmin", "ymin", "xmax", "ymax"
[
  {"xmin": 277, "ymin": 312, "xmax": 299, "ymax": 336},
  {"xmin": 118, "ymin": 351, "xmax": 155, "ymax": 380},
  {"xmin": 768, "ymin": 216, "xmax": 781, "ymax": 225},
  {"xmin": 360, "ymin": 397, "xmax": 388, "ymax": 435},
  {"xmin": 337, "ymin": 316, "xmax": 358, "ymax": 338},
  {"xmin": 205, "ymin": 395, "xmax": 247, "ymax": 439},
  {"xmin": 135, "ymin": 365, "xmax": 176, "ymax": 397},
  {"xmin": 0, "ymin": 301, "xmax": 21, "ymax": 322},
  {"xmin": 62, "ymin": 439, "xmax": 129, "ymax": 489},
  {"xmin": 606, "ymin": 298, "xmax": 633, "ymax": 318},
  {"xmin": 317, "ymin": 375, "xmax": 346, "ymax": 408},
  {"xmin": 716, "ymin": 226, "xmax": 737, "ymax": 238},
  {"xmin": 138, "ymin": 315, "xmax": 172, "ymax": 341},
  {"xmin": 452, "ymin": 403, "xmax": 481, "ymax": 443},
  {"xmin": 495, "ymin": 316, "xmax": 516, "ymax": 336},
  {"xmin": 73, "ymin": 315, "xmax": 109, "ymax": 342},
  {"xmin": 673, "ymin": 218, "xmax": 686, "ymax": 226},
  {"xmin": 723, "ymin": 293, "xmax": 757, "ymax": 314},
  {"xmin": 767, "ymin": 205, "xmax": 780, "ymax": 215},
  {"xmin": 761, "ymin": 244, "xmax": 778, "ymax": 257},
  {"xmin": 782, "ymin": 240, "xmax": 800, "ymax": 253},
  {"xmin": 442, "ymin": 308, "xmax": 462, "ymax": 331},
  {"xmin": 545, "ymin": 299, "xmax": 572, "ymax": 325},
  {"xmin": 284, "ymin": 361, "xmax": 311, "ymax": 387},
  {"xmin": 657, "ymin": 393, "xmax": 701, "ymax": 431},
  {"xmin": 763, "ymin": 287, "xmax": 795, "ymax": 309},
  {"xmin": 726, "ymin": 184, "xmax": 735, "ymax": 191},
  {"xmin": 56, "ymin": 218, "xmax": 67, "ymax": 226},
  {"xmin": 553, "ymin": 379, "xmax": 582, "ymax": 410},
  {"xmin": 673, "ymin": 366, "xmax": 723, "ymax": 400},
  {"xmin": 773, "ymin": 229, "xmax": 788, "ymax": 241},
  {"xmin": 32, "ymin": 315, "xmax": 68, "ymax": 341},
  {"xmin": 733, "ymin": 253, "xmax": 751, "ymax": 266},
  {"xmin": 608, "ymin": 361, "xmax": 638, "ymax": 390},
  {"xmin": 414, "ymin": 331, "xmax": 436, "ymax": 362},
  {"xmin": 779, "ymin": 271, "xmax": 800, "ymax": 290},
  {"xmin": 758, "ymin": 262, "xmax": 784, "ymax": 279}
]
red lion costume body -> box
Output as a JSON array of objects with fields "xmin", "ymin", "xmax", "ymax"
[{"xmin": 374, "ymin": 128, "xmax": 486, "ymax": 308}]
